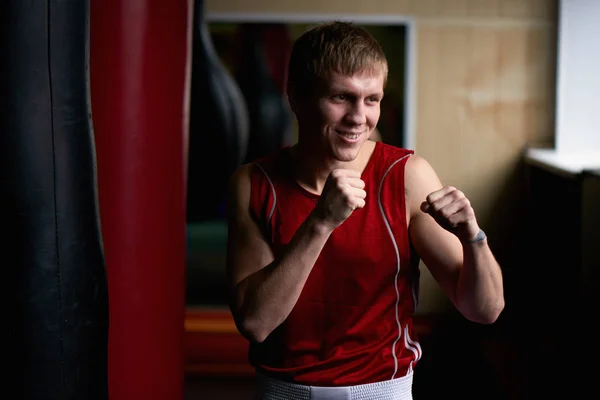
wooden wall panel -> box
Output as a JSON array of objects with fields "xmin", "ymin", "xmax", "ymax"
[
  {"xmin": 500, "ymin": 0, "xmax": 556, "ymax": 19},
  {"xmin": 467, "ymin": 0, "xmax": 501, "ymax": 17},
  {"xmin": 206, "ymin": 0, "xmax": 556, "ymax": 20},
  {"xmin": 416, "ymin": 25, "xmax": 556, "ymax": 222}
]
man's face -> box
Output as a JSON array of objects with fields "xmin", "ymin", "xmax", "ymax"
[{"xmin": 296, "ymin": 70, "xmax": 384, "ymax": 162}]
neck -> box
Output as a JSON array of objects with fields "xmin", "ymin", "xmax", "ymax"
[
  {"xmin": 290, "ymin": 142, "xmax": 331, "ymax": 194},
  {"xmin": 291, "ymin": 139, "xmax": 375, "ymax": 195}
]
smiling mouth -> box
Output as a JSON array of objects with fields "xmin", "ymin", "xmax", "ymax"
[{"xmin": 336, "ymin": 130, "xmax": 362, "ymax": 140}]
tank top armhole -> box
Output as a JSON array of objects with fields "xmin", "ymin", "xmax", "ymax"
[
  {"xmin": 379, "ymin": 150, "xmax": 413, "ymax": 267},
  {"xmin": 398, "ymin": 153, "xmax": 422, "ymax": 276},
  {"xmin": 249, "ymin": 161, "xmax": 276, "ymax": 240},
  {"xmin": 396, "ymin": 152, "xmax": 412, "ymax": 240}
]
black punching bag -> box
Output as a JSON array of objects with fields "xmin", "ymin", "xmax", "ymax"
[
  {"xmin": 187, "ymin": 0, "xmax": 249, "ymax": 222},
  {"xmin": 1, "ymin": 1, "xmax": 109, "ymax": 399},
  {"xmin": 236, "ymin": 23, "xmax": 294, "ymax": 164}
]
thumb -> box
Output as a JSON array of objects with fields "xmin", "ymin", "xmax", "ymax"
[{"xmin": 420, "ymin": 201, "xmax": 430, "ymax": 213}]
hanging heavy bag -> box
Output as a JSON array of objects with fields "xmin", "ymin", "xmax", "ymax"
[
  {"xmin": 235, "ymin": 23, "xmax": 295, "ymax": 164},
  {"xmin": 89, "ymin": 0, "xmax": 190, "ymax": 398},
  {"xmin": 187, "ymin": 0, "xmax": 250, "ymax": 222},
  {"xmin": 0, "ymin": 1, "xmax": 109, "ymax": 399}
]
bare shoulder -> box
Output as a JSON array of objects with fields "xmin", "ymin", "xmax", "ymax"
[
  {"xmin": 227, "ymin": 163, "xmax": 255, "ymax": 213},
  {"xmin": 229, "ymin": 163, "xmax": 254, "ymax": 186},
  {"xmin": 405, "ymin": 154, "xmax": 438, "ymax": 184},
  {"xmin": 404, "ymin": 155, "xmax": 443, "ymax": 215},
  {"xmin": 228, "ymin": 163, "xmax": 254, "ymax": 192}
]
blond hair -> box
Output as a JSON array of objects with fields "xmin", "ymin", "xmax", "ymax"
[{"xmin": 287, "ymin": 21, "xmax": 388, "ymax": 100}]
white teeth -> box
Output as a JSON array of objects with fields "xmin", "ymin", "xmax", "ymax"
[{"xmin": 339, "ymin": 132, "xmax": 359, "ymax": 139}]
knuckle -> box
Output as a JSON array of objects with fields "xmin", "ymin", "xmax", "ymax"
[
  {"xmin": 456, "ymin": 196, "xmax": 470, "ymax": 208},
  {"xmin": 440, "ymin": 209, "xmax": 451, "ymax": 219}
]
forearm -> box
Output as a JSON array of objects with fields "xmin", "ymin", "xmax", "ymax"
[
  {"xmin": 455, "ymin": 238, "xmax": 505, "ymax": 324},
  {"xmin": 235, "ymin": 214, "xmax": 332, "ymax": 342}
]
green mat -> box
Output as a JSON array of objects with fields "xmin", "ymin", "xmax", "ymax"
[{"xmin": 186, "ymin": 219, "xmax": 229, "ymax": 306}]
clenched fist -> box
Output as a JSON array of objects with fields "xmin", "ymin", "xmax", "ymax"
[
  {"xmin": 421, "ymin": 186, "xmax": 481, "ymax": 243},
  {"xmin": 313, "ymin": 169, "xmax": 366, "ymax": 230}
]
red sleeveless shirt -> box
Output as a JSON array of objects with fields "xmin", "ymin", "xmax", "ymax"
[{"xmin": 248, "ymin": 141, "xmax": 421, "ymax": 386}]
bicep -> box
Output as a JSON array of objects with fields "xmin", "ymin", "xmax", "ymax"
[
  {"xmin": 225, "ymin": 164, "xmax": 275, "ymax": 297},
  {"xmin": 405, "ymin": 156, "xmax": 463, "ymax": 303}
]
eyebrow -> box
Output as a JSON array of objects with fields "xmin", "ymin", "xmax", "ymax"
[{"xmin": 328, "ymin": 87, "xmax": 384, "ymax": 97}]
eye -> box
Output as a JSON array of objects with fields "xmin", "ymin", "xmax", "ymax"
[
  {"xmin": 367, "ymin": 96, "xmax": 381, "ymax": 103},
  {"xmin": 333, "ymin": 94, "xmax": 347, "ymax": 101}
]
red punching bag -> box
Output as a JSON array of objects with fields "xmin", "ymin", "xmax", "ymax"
[{"xmin": 89, "ymin": 1, "xmax": 192, "ymax": 398}]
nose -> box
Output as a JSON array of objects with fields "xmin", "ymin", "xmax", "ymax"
[{"xmin": 344, "ymin": 101, "xmax": 367, "ymax": 125}]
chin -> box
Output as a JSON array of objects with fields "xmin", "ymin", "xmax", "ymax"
[{"xmin": 331, "ymin": 145, "xmax": 361, "ymax": 162}]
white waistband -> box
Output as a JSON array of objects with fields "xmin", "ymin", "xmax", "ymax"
[{"xmin": 256, "ymin": 371, "xmax": 414, "ymax": 400}]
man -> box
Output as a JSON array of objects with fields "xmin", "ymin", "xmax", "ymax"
[{"xmin": 226, "ymin": 21, "xmax": 504, "ymax": 399}]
